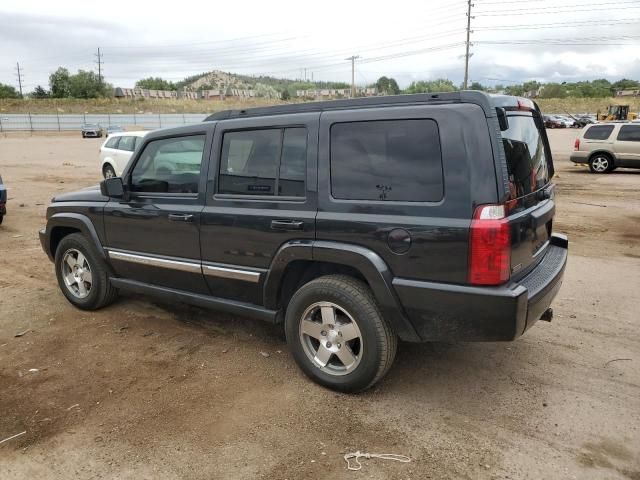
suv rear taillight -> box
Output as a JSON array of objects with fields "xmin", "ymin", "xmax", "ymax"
[
  {"xmin": 468, "ymin": 205, "xmax": 511, "ymax": 286},
  {"xmin": 574, "ymin": 138, "xmax": 580, "ymax": 151}
]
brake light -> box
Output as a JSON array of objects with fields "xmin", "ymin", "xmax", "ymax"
[
  {"xmin": 468, "ymin": 205, "xmax": 511, "ymax": 286},
  {"xmin": 574, "ymin": 138, "xmax": 580, "ymax": 151},
  {"xmin": 517, "ymin": 98, "xmax": 535, "ymax": 110}
]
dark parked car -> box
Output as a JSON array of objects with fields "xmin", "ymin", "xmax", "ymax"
[
  {"xmin": 543, "ymin": 115, "xmax": 566, "ymax": 129},
  {"xmin": 0, "ymin": 174, "xmax": 6, "ymax": 224},
  {"xmin": 39, "ymin": 92, "xmax": 568, "ymax": 392},
  {"xmin": 81, "ymin": 124, "xmax": 103, "ymax": 138}
]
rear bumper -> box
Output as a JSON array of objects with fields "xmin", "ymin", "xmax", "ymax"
[
  {"xmin": 393, "ymin": 234, "xmax": 568, "ymax": 341},
  {"xmin": 570, "ymin": 151, "xmax": 589, "ymax": 164}
]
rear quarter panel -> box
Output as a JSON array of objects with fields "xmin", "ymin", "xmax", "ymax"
[{"xmin": 317, "ymin": 103, "xmax": 498, "ymax": 284}]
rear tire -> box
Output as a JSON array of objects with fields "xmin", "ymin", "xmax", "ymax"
[
  {"xmin": 285, "ymin": 274, "xmax": 397, "ymax": 393},
  {"xmin": 54, "ymin": 233, "xmax": 118, "ymax": 310},
  {"xmin": 589, "ymin": 154, "xmax": 613, "ymax": 173}
]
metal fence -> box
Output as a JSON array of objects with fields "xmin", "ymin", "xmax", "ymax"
[{"xmin": 0, "ymin": 113, "xmax": 209, "ymax": 132}]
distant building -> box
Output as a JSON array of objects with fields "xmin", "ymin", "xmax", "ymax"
[
  {"xmin": 296, "ymin": 87, "xmax": 377, "ymax": 99},
  {"xmin": 114, "ymin": 87, "xmax": 199, "ymax": 100},
  {"xmin": 615, "ymin": 89, "xmax": 640, "ymax": 97},
  {"xmin": 199, "ymin": 88, "xmax": 258, "ymax": 99},
  {"xmin": 114, "ymin": 86, "xmax": 276, "ymax": 100}
]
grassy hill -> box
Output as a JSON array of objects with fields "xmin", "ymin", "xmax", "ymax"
[{"xmin": 1, "ymin": 96, "xmax": 638, "ymax": 115}]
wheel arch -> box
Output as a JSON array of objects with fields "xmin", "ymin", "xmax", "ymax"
[
  {"xmin": 46, "ymin": 213, "xmax": 107, "ymax": 262},
  {"xmin": 101, "ymin": 159, "xmax": 117, "ymax": 174},
  {"xmin": 264, "ymin": 240, "xmax": 421, "ymax": 342},
  {"xmin": 588, "ymin": 150, "xmax": 616, "ymax": 163}
]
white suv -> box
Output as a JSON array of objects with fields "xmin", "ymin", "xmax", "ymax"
[
  {"xmin": 100, "ymin": 131, "xmax": 148, "ymax": 178},
  {"xmin": 571, "ymin": 122, "xmax": 640, "ymax": 173}
]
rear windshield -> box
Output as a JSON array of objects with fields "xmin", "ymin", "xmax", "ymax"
[
  {"xmin": 584, "ymin": 125, "xmax": 614, "ymax": 140},
  {"xmin": 501, "ymin": 114, "xmax": 550, "ymax": 198}
]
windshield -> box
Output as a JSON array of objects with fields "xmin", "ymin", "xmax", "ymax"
[{"xmin": 501, "ymin": 113, "xmax": 550, "ymax": 198}]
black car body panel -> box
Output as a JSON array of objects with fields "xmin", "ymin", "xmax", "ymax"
[
  {"xmin": 40, "ymin": 92, "xmax": 568, "ymax": 343},
  {"xmin": 0, "ymin": 175, "xmax": 7, "ymax": 219}
]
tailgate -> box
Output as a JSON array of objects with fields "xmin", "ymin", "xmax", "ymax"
[{"xmin": 500, "ymin": 111, "xmax": 555, "ymax": 278}]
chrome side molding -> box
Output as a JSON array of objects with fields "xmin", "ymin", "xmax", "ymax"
[
  {"xmin": 107, "ymin": 249, "xmax": 261, "ymax": 283},
  {"xmin": 108, "ymin": 250, "xmax": 202, "ymax": 274},
  {"xmin": 202, "ymin": 264, "xmax": 261, "ymax": 283}
]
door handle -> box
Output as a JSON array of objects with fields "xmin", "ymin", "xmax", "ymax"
[
  {"xmin": 168, "ymin": 213, "xmax": 194, "ymax": 222},
  {"xmin": 270, "ymin": 219, "xmax": 304, "ymax": 231}
]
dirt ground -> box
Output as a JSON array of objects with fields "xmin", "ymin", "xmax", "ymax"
[{"xmin": 0, "ymin": 129, "xmax": 639, "ymax": 479}]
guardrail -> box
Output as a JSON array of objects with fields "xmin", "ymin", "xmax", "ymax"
[{"xmin": 0, "ymin": 113, "xmax": 209, "ymax": 132}]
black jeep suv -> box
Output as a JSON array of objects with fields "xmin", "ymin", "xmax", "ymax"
[{"xmin": 40, "ymin": 92, "xmax": 568, "ymax": 392}]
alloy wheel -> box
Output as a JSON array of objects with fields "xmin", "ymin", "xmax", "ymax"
[
  {"xmin": 299, "ymin": 301, "xmax": 363, "ymax": 376},
  {"xmin": 591, "ymin": 156, "xmax": 609, "ymax": 173},
  {"xmin": 61, "ymin": 248, "xmax": 93, "ymax": 298}
]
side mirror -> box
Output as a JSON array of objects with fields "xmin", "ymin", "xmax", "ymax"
[{"xmin": 100, "ymin": 177, "xmax": 124, "ymax": 199}]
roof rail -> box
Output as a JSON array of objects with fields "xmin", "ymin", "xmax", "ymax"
[{"xmin": 204, "ymin": 91, "xmax": 495, "ymax": 121}]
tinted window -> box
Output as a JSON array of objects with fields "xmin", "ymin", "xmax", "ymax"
[
  {"xmin": 330, "ymin": 120, "xmax": 443, "ymax": 202},
  {"xmin": 617, "ymin": 125, "xmax": 640, "ymax": 142},
  {"xmin": 118, "ymin": 136, "xmax": 136, "ymax": 152},
  {"xmin": 219, "ymin": 127, "xmax": 306, "ymax": 197},
  {"xmin": 131, "ymin": 135, "xmax": 205, "ymax": 194},
  {"xmin": 105, "ymin": 137, "xmax": 120, "ymax": 149},
  {"xmin": 584, "ymin": 125, "xmax": 614, "ymax": 140},
  {"xmin": 502, "ymin": 114, "xmax": 550, "ymax": 198}
]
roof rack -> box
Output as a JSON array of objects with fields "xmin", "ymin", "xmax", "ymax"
[{"xmin": 204, "ymin": 91, "xmax": 494, "ymax": 121}]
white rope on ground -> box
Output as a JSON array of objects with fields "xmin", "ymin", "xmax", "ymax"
[{"xmin": 343, "ymin": 450, "xmax": 411, "ymax": 471}]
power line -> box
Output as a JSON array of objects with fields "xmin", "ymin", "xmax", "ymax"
[
  {"xmin": 476, "ymin": 0, "xmax": 638, "ymax": 5},
  {"xmin": 475, "ymin": 18, "xmax": 640, "ymax": 30},
  {"xmin": 476, "ymin": 5, "xmax": 640, "ymax": 15}
]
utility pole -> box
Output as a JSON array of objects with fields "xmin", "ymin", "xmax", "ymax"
[
  {"xmin": 463, "ymin": 0, "xmax": 473, "ymax": 90},
  {"xmin": 15, "ymin": 62, "xmax": 24, "ymax": 98},
  {"xmin": 95, "ymin": 47, "xmax": 103, "ymax": 86},
  {"xmin": 346, "ymin": 55, "xmax": 360, "ymax": 98}
]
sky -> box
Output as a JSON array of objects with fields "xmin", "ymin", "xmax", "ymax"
[{"xmin": 1, "ymin": 0, "xmax": 639, "ymax": 92}]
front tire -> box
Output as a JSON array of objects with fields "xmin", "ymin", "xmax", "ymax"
[
  {"xmin": 54, "ymin": 233, "xmax": 118, "ymax": 310},
  {"xmin": 285, "ymin": 275, "xmax": 397, "ymax": 393}
]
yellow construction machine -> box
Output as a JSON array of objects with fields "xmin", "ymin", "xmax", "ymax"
[{"xmin": 598, "ymin": 105, "xmax": 638, "ymax": 121}]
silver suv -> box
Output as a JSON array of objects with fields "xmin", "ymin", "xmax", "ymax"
[{"xmin": 571, "ymin": 122, "xmax": 640, "ymax": 173}]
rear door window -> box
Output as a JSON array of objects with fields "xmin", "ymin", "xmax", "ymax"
[
  {"xmin": 501, "ymin": 114, "xmax": 550, "ymax": 198},
  {"xmin": 218, "ymin": 127, "xmax": 307, "ymax": 197},
  {"xmin": 584, "ymin": 125, "xmax": 615, "ymax": 140},
  {"xmin": 330, "ymin": 119, "xmax": 443, "ymax": 202},
  {"xmin": 617, "ymin": 125, "xmax": 640, "ymax": 142},
  {"xmin": 105, "ymin": 137, "xmax": 120, "ymax": 149},
  {"xmin": 118, "ymin": 136, "xmax": 137, "ymax": 152}
]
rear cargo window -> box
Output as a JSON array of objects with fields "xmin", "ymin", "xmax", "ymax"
[
  {"xmin": 584, "ymin": 125, "xmax": 614, "ymax": 140},
  {"xmin": 617, "ymin": 125, "xmax": 640, "ymax": 142},
  {"xmin": 330, "ymin": 119, "xmax": 443, "ymax": 202},
  {"xmin": 502, "ymin": 114, "xmax": 550, "ymax": 197}
]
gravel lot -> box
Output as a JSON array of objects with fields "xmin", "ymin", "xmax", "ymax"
[{"xmin": 0, "ymin": 129, "xmax": 639, "ymax": 479}]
